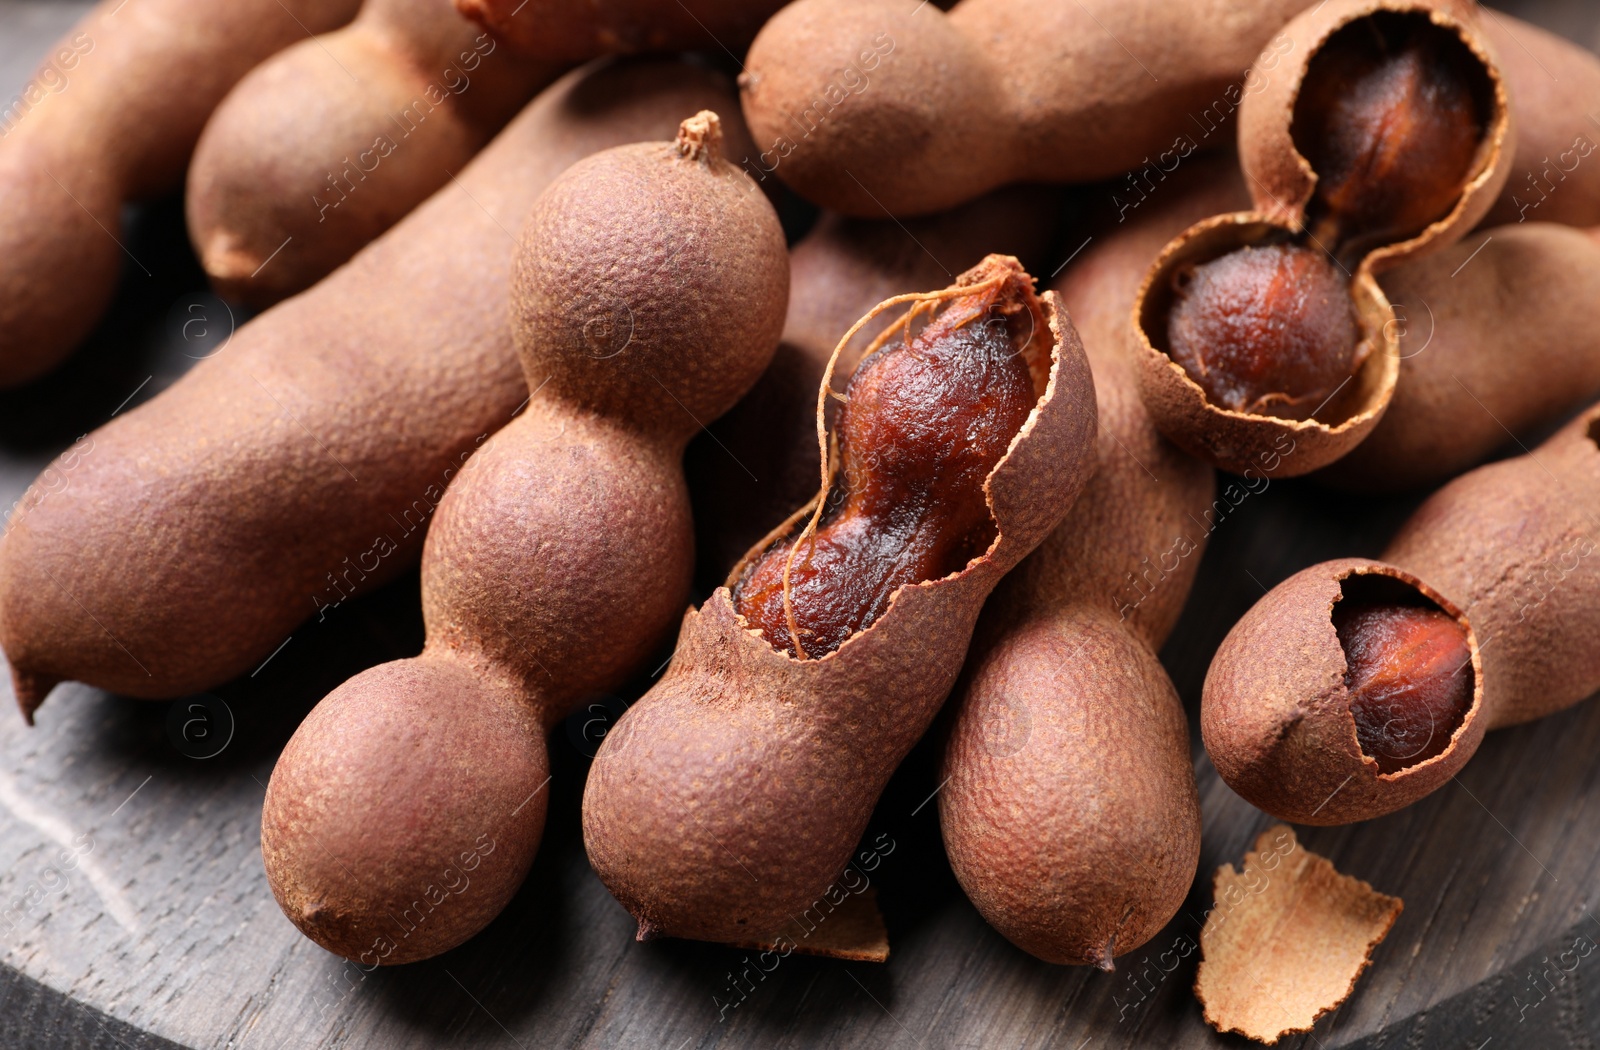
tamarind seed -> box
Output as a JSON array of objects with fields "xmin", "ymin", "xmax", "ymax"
[
  {"xmin": 734, "ymin": 272, "xmax": 1042, "ymax": 658},
  {"xmin": 1332, "ymin": 601, "xmax": 1474, "ymax": 775},
  {"xmin": 1166, "ymin": 243, "xmax": 1359, "ymax": 419},
  {"xmin": 1297, "ymin": 17, "xmax": 1487, "ymax": 253}
]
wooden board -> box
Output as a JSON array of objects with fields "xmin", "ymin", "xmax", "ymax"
[{"xmin": 3, "ymin": 3, "xmax": 1600, "ymax": 1047}]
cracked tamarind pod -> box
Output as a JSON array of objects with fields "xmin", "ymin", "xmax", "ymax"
[
  {"xmin": 455, "ymin": 0, "xmax": 788, "ymax": 63},
  {"xmin": 1132, "ymin": 0, "xmax": 1514, "ymax": 477},
  {"xmin": 583, "ymin": 254, "xmax": 1098, "ymax": 947},
  {"xmin": 187, "ymin": 0, "xmax": 561, "ymax": 307},
  {"xmin": 940, "ymin": 154, "xmax": 1246, "ymax": 970},
  {"xmin": 0, "ymin": 60, "xmax": 755, "ymax": 720},
  {"xmin": 261, "ymin": 111, "xmax": 788, "ymax": 965},
  {"xmin": 0, "ymin": 0, "xmax": 362, "ymax": 387},
  {"xmin": 735, "ymin": 0, "xmax": 1308, "ymax": 218},
  {"xmin": 1203, "ymin": 403, "xmax": 1600, "ymax": 824}
]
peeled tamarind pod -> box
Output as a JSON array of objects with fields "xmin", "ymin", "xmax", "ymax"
[
  {"xmin": 187, "ymin": 0, "xmax": 560, "ymax": 307},
  {"xmin": 0, "ymin": 60, "xmax": 754, "ymax": 721},
  {"xmin": 583, "ymin": 255, "xmax": 1098, "ymax": 945},
  {"xmin": 0, "ymin": 0, "xmax": 362, "ymax": 387},
  {"xmin": 1204, "ymin": 404, "xmax": 1600, "ymax": 825},
  {"xmin": 940, "ymin": 156, "xmax": 1244, "ymax": 969},
  {"xmin": 456, "ymin": 0, "xmax": 787, "ymax": 63},
  {"xmin": 1481, "ymin": 12, "xmax": 1600, "ymax": 228},
  {"xmin": 688, "ymin": 185, "xmax": 1062, "ymax": 583},
  {"xmin": 1132, "ymin": 0, "xmax": 1514, "ymax": 477},
  {"xmin": 1318, "ymin": 222, "xmax": 1600, "ymax": 491},
  {"xmin": 737, "ymin": 0, "xmax": 1306, "ymax": 218},
  {"xmin": 262, "ymin": 112, "xmax": 788, "ymax": 965}
]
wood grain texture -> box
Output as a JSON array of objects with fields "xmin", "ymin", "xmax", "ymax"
[{"xmin": 4, "ymin": 2, "xmax": 1600, "ymax": 1047}]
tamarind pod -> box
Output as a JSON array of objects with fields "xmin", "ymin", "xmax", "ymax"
[
  {"xmin": 0, "ymin": 59, "xmax": 755, "ymax": 722},
  {"xmin": 188, "ymin": 0, "xmax": 562, "ymax": 307},
  {"xmin": 737, "ymin": 0, "xmax": 1306, "ymax": 219},
  {"xmin": 263, "ymin": 113, "xmax": 788, "ymax": 964},
  {"xmin": 688, "ymin": 185, "xmax": 1063, "ymax": 583},
  {"xmin": 940, "ymin": 156, "xmax": 1244, "ymax": 968},
  {"xmin": 1481, "ymin": 11, "xmax": 1600, "ymax": 229},
  {"xmin": 455, "ymin": 0, "xmax": 787, "ymax": 63},
  {"xmin": 1319, "ymin": 222, "xmax": 1600, "ymax": 491},
  {"xmin": 0, "ymin": 0, "xmax": 363, "ymax": 388},
  {"xmin": 583, "ymin": 255, "xmax": 1098, "ymax": 947},
  {"xmin": 1204, "ymin": 405, "xmax": 1600, "ymax": 825}
]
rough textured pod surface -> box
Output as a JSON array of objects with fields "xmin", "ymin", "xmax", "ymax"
[
  {"xmin": 262, "ymin": 111, "xmax": 789, "ymax": 964},
  {"xmin": 1320, "ymin": 222, "xmax": 1600, "ymax": 491},
  {"xmin": 0, "ymin": 0, "xmax": 362, "ymax": 387},
  {"xmin": 0, "ymin": 59, "xmax": 755, "ymax": 721},
  {"xmin": 583, "ymin": 260, "xmax": 1098, "ymax": 944},
  {"xmin": 938, "ymin": 158, "xmax": 1237, "ymax": 968},
  {"xmin": 1202, "ymin": 559, "xmax": 1484, "ymax": 825},
  {"xmin": 456, "ymin": 0, "xmax": 785, "ymax": 62},
  {"xmin": 187, "ymin": 0, "xmax": 559, "ymax": 306},
  {"xmin": 737, "ymin": 0, "xmax": 1306, "ymax": 218}
]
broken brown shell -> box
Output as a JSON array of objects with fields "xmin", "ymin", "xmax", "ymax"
[
  {"xmin": 582, "ymin": 258, "xmax": 1098, "ymax": 945},
  {"xmin": 1133, "ymin": 0, "xmax": 1514, "ymax": 477}
]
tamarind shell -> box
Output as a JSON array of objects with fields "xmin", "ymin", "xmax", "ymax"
[
  {"xmin": 263, "ymin": 111, "xmax": 789, "ymax": 965},
  {"xmin": 456, "ymin": 0, "xmax": 785, "ymax": 63},
  {"xmin": 187, "ymin": 0, "xmax": 560, "ymax": 307},
  {"xmin": 582, "ymin": 271, "xmax": 1098, "ymax": 945},
  {"xmin": 1202, "ymin": 559, "xmax": 1484, "ymax": 826},
  {"xmin": 938, "ymin": 157, "xmax": 1238, "ymax": 968},
  {"xmin": 1480, "ymin": 13, "xmax": 1600, "ymax": 229},
  {"xmin": 0, "ymin": 60, "xmax": 756, "ymax": 720},
  {"xmin": 1319, "ymin": 222, "xmax": 1600, "ymax": 491},
  {"xmin": 737, "ymin": 0, "xmax": 1307, "ymax": 218},
  {"xmin": 0, "ymin": 0, "xmax": 362, "ymax": 387}
]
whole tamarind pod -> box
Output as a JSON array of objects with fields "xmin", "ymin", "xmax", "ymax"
[
  {"xmin": 188, "ymin": 0, "xmax": 560, "ymax": 306},
  {"xmin": 0, "ymin": 0, "xmax": 362, "ymax": 387},
  {"xmin": 455, "ymin": 0, "xmax": 787, "ymax": 63},
  {"xmin": 940, "ymin": 156, "xmax": 1244, "ymax": 969},
  {"xmin": 1204, "ymin": 403, "xmax": 1600, "ymax": 825},
  {"xmin": 262, "ymin": 112, "xmax": 788, "ymax": 965},
  {"xmin": 0, "ymin": 60, "xmax": 755, "ymax": 721},
  {"xmin": 1318, "ymin": 222, "xmax": 1600, "ymax": 491},
  {"xmin": 688, "ymin": 185, "xmax": 1062, "ymax": 583},
  {"xmin": 736, "ymin": 0, "xmax": 1306, "ymax": 219},
  {"xmin": 583, "ymin": 254, "xmax": 1098, "ymax": 946},
  {"xmin": 1132, "ymin": 0, "xmax": 1514, "ymax": 477},
  {"xmin": 1481, "ymin": 12, "xmax": 1600, "ymax": 228}
]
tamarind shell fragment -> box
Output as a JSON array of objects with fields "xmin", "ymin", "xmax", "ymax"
[
  {"xmin": 1132, "ymin": 0, "xmax": 1514, "ymax": 478},
  {"xmin": 0, "ymin": 60, "xmax": 755, "ymax": 721},
  {"xmin": 1205, "ymin": 403, "xmax": 1600, "ymax": 824},
  {"xmin": 939, "ymin": 157, "xmax": 1241, "ymax": 968},
  {"xmin": 583, "ymin": 258, "xmax": 1098, "ymax": 946}
]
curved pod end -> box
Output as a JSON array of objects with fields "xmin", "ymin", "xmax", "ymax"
[{"xmin": 1202, "ymin": 558, "xmax": 1484, "ymax": 825}]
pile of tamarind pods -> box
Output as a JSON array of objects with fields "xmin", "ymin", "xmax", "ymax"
[{"xmin": 2, "ymin": 0, "xmax": 1600, "ymax": 1013}]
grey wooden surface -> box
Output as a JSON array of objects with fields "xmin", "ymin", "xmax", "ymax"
[{"xmin": 4, "ymin": 2, "xmax": 1600, "ymax": 1048}]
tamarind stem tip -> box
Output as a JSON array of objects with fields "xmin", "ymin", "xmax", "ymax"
[
  {"xmin": 10, "ymin": 668, "xmax": 55, "ymax": 726},
  {"xmin": 635, "ymin": 918, "xmax": 663, "ymax": 942},
  {"xmin": 675, "ymin": 110, "xmax": 724, "ymax": 164},
  {"xmin": 1095, "ymin": 941, "xmax": 1116, "ymax": 973}
]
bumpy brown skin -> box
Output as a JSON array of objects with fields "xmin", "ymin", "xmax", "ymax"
[
  {"xmin": 688, "ymin": 187, "xmax": 1061, "ymax": 584},
  {"xmin": 1134, "ymin": 0, "xmax": 1514, "ymax": 478},
  {"xmin": 188, "ymin": 0, "xmax": 560, "ymax": 306},
  {"xmin": 456, "ymin": 0, "xmax": 786, "ymax": 63},
  {"xmin": 262, "ymin": 113, "xmax": 789, "ymax": 965},
  {"xmin": 737, "ymin": 0, "xmax": 1307, "ymax": 218},
  {"xmin": 1319, "ymin": 222, "xmax": 1600, "ymax": 491},
  {"xmin": 939, "ymin": 157, "xmax": 1242, "ymax": 970},
  {"xmin": 0, "ymin": 61, "xmax": 756, "ymax": 722},
  {"xmin": 1481, "ymin": 13, "xmax": 1600, "ymax": 228},
  {"xmin": 0, "ymin": 0, "xmax": 362, "ymax": 387},
  {"xmin": 1205, "ymin": 405, "xmax": 1600, "ymax": 825},
  {"xmin": 583, "ymin": 256, "xmax": 1098, "ymax": 946}
]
